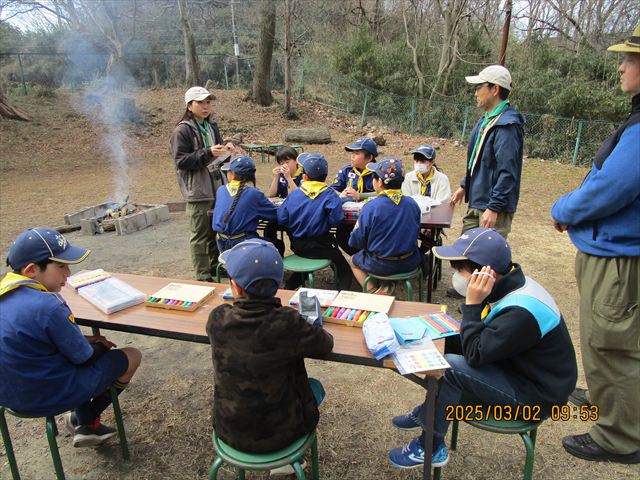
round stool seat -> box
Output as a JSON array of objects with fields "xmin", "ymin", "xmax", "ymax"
[
  {"xmin": 466, "ymin": 417, "xmax": 542, "ymax": 434},
  {"xmin": 366, "ymin": 268, "xmax": 421, "ymax": 281},
  {"xmin": 214, "ymin": 432, "xmax": 313, "ymax": 468},
  {"xmin": 283, "ymin": 255, "xmax": 331, "ymax": 273}
]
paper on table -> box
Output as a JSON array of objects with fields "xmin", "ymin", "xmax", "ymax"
[
  {"xmin": 391, "ymin": 337, "xmax": 450, "ymax": 375},
  {"xmin": 330, "ymin": 290, "xmax": 394, "ymax": 314},
  {"xmin": 389, "ymin": 316, "xmax": 428, "ymax": 344}
]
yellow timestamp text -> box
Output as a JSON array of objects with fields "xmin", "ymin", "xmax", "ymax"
[
  {"xmin": 445, "ymin": 404, "xmax": 542, "ymax": 422},
  {"xmin": 551, "ymin": 404, "xmax": 599, "ymax": 422}
]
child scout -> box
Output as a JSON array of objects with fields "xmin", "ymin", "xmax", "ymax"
[
  {"xmin": 277, "ymin": 153, "xmax": 355, "ymax": 290},
  {"xmin": 206, "ymin": 239, "xmax": 333, "ymax": 454},
  {"xmin": 0, "ymin": 228, "xmax": 142, "ymax": 447},
  {"xmin": 388, "ymin": 228, "xmax": 577, "ymax": 469},
  {"xmin": 348, "ymin": 157, "xmax": 422, "ymax": 295},
  {"xmin": 401, "ymin": 144, "xmax": 452, "ymax": 205}
]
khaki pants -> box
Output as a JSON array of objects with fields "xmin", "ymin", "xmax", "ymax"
[
  {"xmin": 186, "ymin": 201, "xmax": 218, "ymax": 282},
  {"xmin": 462, "ymin": 207, "xmax": 514, "ymax": 239},
  {"xmin": 575, "ymin": 252, "xmax": 640, "ymax": 454}
]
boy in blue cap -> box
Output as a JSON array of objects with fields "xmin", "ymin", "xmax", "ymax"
[
  {"xmin": 206, "ymin": 239, "xmax": 333, "ymax": 455},
  {"xmin": 388, "ymin": 228, "xmax": 577, "ymax": 469},
  {"xmin": 0, "ymin": 228, "xmax": 142, "ymax": 447},
  {"xmin": 348, "ymin": 157, "xmax": 422, "ymax": 294},
  {"xmin": 332, "ymin": 137, "xmax": 379, "ymax": 255},
  {"xmin": 213, "ymin": 155, "xmax": 278, "ymax": 253},
  {"xmin": 278, "ymin": 153, "xmax": 355, "ymax": 290}
]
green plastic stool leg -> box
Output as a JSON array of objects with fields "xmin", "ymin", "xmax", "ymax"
[
  {"xmin": 521, "ymin": 428, "xmax": 537, "ymax": 480},
  {"xmin": 0, "ymin": 407, "xmax": 20, "ymax": 480},
  {"xmin": 110, "ymin": 387, "xmax": 130, "ymax": 459},
  {"xmin": 208, "ymin": 457, "xmax": 223, "ymax": 479},
  {"xmin": 215, "ymin": 263, "xmax": 223, "ymax": 283},
  {"xmin": 433, "ymin": 467, "xmax": 442, "ymax": 480},
  {"xmin": 45, "ymin": 417, "xmax": 65, "ymax": 480},
  {"xmin": 237, "ymin": 468, "xmax": 246, "ymax": 480},
  {"xmin": 311, "ymin": 435, "xmax": 319, "ymax": 480},
  {"xmin": 406, "ymin": 280, "xmax": 413, "ymax": 301},
  {"xmin": 307, "ymin": 272, "xmax": 314, "ymax": 288},
  {"xmin": 292, "ymin": 461, "xmax": 306, "ymax": 480},
  {"xmin": 362, "ymin": 276, "xmax": 371, "ymax": 293},
  {"xmin": 330, "ymin": 263, "xmax": 338, "ymax": 290},
  {"xmin": 418, "ymin": 272, "xmax": 424, "ymax": 302},
  {"xmin": 450, "ymin": 419, "xmax": 459, "ymax": 450}
]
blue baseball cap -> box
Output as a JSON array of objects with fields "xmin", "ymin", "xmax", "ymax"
[
  {"xmin": 221, "ymin": 155, "xmax": 256, "ymax": 175},
  {"xmin": 345, "ymin": 137, "xmax": 378, "ymax": 157},
  {"xmin": 219, "ymin": 239, "xmax": 283, "ymax": 297},
  {"xmin": 432, "ymin": 228, "xmax": 512, "ymax": 274},
  {"xmin": 7, "ymin": 228, "xmax": 90, "ymax": 271},
  {"xmin": 366, "ymin": 156, "xmax": 403, "ymax": 185},
  {"xmin": 299, "ymin": 153, "xmax": 328, "ymax": 178},
  {"xmin": 410, "ymin": 144, "xmax": 436, "ymax": 161}
]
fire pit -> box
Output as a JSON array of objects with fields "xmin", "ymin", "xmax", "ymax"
[{"xmin": 65, "ymin": 199, "xmax": 170, "ymax": 235}]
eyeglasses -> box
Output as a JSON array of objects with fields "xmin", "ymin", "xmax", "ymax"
[{"xmin": 474, "ymin": 83, "xmax": 489, "ymax": 91}]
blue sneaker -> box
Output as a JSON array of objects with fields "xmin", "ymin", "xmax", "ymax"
[
  {"xmin": 389, "ymin": 438, "xmax": 450, "ymax": 469},
  {"xmin": 391, "ymin": 404, "xmax": 423, "ymax": 430}
]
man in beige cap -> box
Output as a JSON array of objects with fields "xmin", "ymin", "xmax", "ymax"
[
  {"xmin": 552, "ymin": 26, "xmax": 640, "ymax": 464},
  {"xmin": 447, "ymin": 65, "xmax": 525, "ymax": 298}
]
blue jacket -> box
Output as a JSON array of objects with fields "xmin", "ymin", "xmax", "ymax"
[
  {"xmin": 277, "ymin": 185, "xmax": 343, "ymax": 239},
  {"xmin": 213, "ymin": 185, "xmax": 278, "ymax": 237},
  {"xmin": 551, "ymin": 123, "xmax": 640, "ymax": 257},
  {"xmin": 348, "ymin": 194, "xmax": 420, "ymax": 258},
  {"xmin": 0, "ymin": 280, "xmax": 99, "ymax": 415},
  {"xmin": 461, "ymin": 107, "xmax": 525, "ymax": 213},
  {"xmin": 276, "ymin": 173, "xmax": 302, "ymax": 199},
  {"xmin": 331, "ymin": 165, "xmax": 376, "ymax": 193}
]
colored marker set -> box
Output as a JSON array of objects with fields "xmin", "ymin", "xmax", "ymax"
[
  {"xmin": 322, "ymin": 307, "xmax": 379, "ymax": 328},
  {"xmin": 145, "ymin": 282, "xmax": 216, "ymax": 312},
  {"xmin": 147, "ymin": 297, "xmax": 195, "ymax": 308}
]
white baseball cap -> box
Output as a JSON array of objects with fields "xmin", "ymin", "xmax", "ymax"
[
  {"xmin": 465, "ymin": 65, "xmax": 513, "ymax": 91},
  {"xmin": 184, "ymin": 86, "xmax": 215, "ymax": 105}
]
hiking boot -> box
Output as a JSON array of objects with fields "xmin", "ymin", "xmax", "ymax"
[
  {"xmin": 568, "ymin": 388, "xmax": 591, "ymax": 408},
  {"xmin": 392, "ymin": 404, "xmax": 423, "ymax": 430},
  {"xmin": 446, "ymin": 287, "xmax": 464, "ymax": 299},
  {"xmin": 389, "ymin": 437, "xmax": 449, "ymax": 469},
  {"xmin": 72, "ymin": 418, "xmax": 117, "ymax": 448},
  {"xmin": 562, "ymin": 433, "xmax": 640, "ymax": 464}
]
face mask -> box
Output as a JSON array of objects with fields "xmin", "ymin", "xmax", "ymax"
[
  {"xmin": 452, "ymin": 270, "xmax": 469, "ymax": 296},
  {"xmin": 414, "ymin": 163, "xmax": 429, "ymax": 173}
]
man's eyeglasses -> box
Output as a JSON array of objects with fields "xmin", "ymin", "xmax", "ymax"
[{"xmin": 474, "ymin": 83, "xmax": 490, "ymax": 91}]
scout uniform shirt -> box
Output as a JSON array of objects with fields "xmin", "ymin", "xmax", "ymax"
[
  {"xmin": 212, "ymin": 181, "xmax": 278, "ymax": 239},
  {"xmin": 0, "ymin": 273, "xmax": 99, "ymax": 415},
  {"xmin": 277, "ymin": 181, "xmax": 344, "ymax": 239},
  {"xmin": 275, "ymin": 169, "xmax": 303, "ymax": 199},
  {"xmin": 331, "ymin": 164, "xmax": 376, "ymax": 194}
]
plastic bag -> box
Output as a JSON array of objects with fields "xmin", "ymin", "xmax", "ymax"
[{"xmin": 362, "ymin": 313, "xmax": 399, "ymax": 360}]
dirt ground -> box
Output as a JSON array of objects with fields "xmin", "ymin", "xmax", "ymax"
[{"xmin": 0, "ymin": 88, "xmax": 637, "ymax": 480}]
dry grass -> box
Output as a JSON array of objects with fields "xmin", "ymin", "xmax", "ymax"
[{"xmin": 1, "ymin": 89, "xmax": 638, "ymax": 480}]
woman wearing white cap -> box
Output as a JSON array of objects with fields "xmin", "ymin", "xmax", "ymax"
[{"xmin": 170, "ymin": 86, "xmax": 236, "ymax": 282}]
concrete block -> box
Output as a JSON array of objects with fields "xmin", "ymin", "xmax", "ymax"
[
  {"xmin": 143, "ymin": 205, "xmax": 170, "ymax": 226},
  {"xmin": 80, "ymin": 218, "xmax": 101, "ymax": 235},
  {"xmin": 116, "ymin": 211, "xmax": 148, "ymax": 235}
]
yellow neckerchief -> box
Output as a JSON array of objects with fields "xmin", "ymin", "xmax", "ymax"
[
  {"xmin": 0, "ymin": 272, "xmax": 73, "ymax": 321},
  {"xmin": 480, "ymin": 265, "xmax": 517, "ymax": 319},
  {"xmin": 288, "ymin": 164, "xmax": 303, "ymax": 193},
  {"xmin": 226, "ymin": 180, "xmax": 242, "ymax": 196},
  {"xmin": 416, "ymin": 168, "xmax": 435, "ymax": 196},
  {"xmin": 300, "ymin": 181, "xmax": 328, "ymax": 199},
  {"xmin": 379, "ymin": 189, "xmax": 403, "ymax": 205},
  {"xmin": 354, "ymin": 166, "xmax": 374, "ymax": 192}
]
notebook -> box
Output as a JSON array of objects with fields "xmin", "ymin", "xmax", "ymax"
[{"xmin": 78, "ymin": 277, "xmax": 146, "ymax": 314}]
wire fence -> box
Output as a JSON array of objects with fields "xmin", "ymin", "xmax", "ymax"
[{"xmin": 0, "ymin": 51, "xmax": 619, "ymax": 166}]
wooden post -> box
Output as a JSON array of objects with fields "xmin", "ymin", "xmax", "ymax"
[
  {"xmin": 499, "ymin": 0, "xmax": 512, "ymax": 65},
  {"xmin": 360, "ymin": 90, "xmax": 369, "ymax": 127},
  {"xmin": 17, "ymin": 54, "xmax": 27, "ymax": 95},
  {"xmin": 572, "ymin": 121, "xmax": 584, "ymax": 166}
]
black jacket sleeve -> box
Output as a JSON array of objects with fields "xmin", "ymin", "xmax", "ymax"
[
  {"xmin": 460, "ymin": 304, "xmax": 542, "ymax": 367},
  {"xmin": 293, "ymin": 315, "xmax": 334, "ymax": 359},
  {"xmin": 170, "ymin": 123, "xmax": 213, "ymax": 171}
]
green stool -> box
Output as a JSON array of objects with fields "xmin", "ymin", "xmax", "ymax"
[
  {"xmin": 0, "ymin": 387, "xmax": 129, "ymax": 480},
  {"xmin": 450, "ymin": 416, "xmax": 542, "ymax": 480},
  {"xmin": 243, "ymin": 144, "xmax": 266, "ymax": 163},
  {"xmin": 283, "ymin": 255, "xmax": 338, "ymax": 289},
  {"xmin": 268, "ymin": 143, "xmax": 284, "ymax": 162},
  {"xmin": 215, "ymin": 263, "xmax": 227, "ymax": 284},
  {"xmin": 290, "ymin": 144, "xmax": 304, "ymax": 154},
  {"xmin": 209, "ymin": 431, "xmax": 319, "ymax": 480},
  {"xmin": 362, "ymin": 268, "xmax": 424, "ymax": 301}
]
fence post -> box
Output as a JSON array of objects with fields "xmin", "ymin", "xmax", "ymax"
[
  {"xmin": 17, "ymin": 54, "xmax": 27, "ymax": 95},
  {"xmin": 460, "ymin": 105, "xmax": 470, "ymax": 141},
  {"xmin": 224, "ymin": 63, "xmax": 229, "ymax": 89},
  {"xmin": 163, "ymin": 54, "xmax": 169, "ymax": 87},
  {"xmin": 335, "ymin": 79, "xmax": 341, "ymax": 111},
  {"xmin": 360, "ymin": 89, "xmax": 369, "ymax": 127},
  {"xmin": 296, "ymin": 63, "xmax": 304, "ymax": 101},
  {"xmin": 572, "ymin": 120, "xmax": 584, "ymax": 166},
  {"xmin": 409, "ymin": 97, "xmax": 417, "ymax": 133}
]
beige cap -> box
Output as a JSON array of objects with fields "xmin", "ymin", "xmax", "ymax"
[
  {"xmin": 607, "ymin": 25, "xmax": 640, "ymax": 53},
  {"xmin": 184, "ymin": 86, "xmax": 215, "ymax": 105},
  {"xmin": 465, "ymin": 65, "xmax": 513, "ymax": 91}
]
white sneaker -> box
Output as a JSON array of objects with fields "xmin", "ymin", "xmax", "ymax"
[{"xmin": 269, "ymin": 460, "xmax": 307, "ymax": 477}]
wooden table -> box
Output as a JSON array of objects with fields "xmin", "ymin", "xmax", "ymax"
[{"xmin": 63, "ymin": 273, "xmax": 445, "ymax": 479}]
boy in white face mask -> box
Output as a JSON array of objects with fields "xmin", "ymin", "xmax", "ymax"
[{"xmin": 401, "ymin": 144, "xmax": 451, "ymax": 204}]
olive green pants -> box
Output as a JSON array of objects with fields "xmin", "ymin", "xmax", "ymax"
[
  {"xmin": 575, "ymin": 252, "xmax": 639, "ymax": 454},
  {"xmin": 186, "ymin": 201, "xmax": 218, "ymax": 282},
  {"xmin": 462, "ymin": 207, "xmax": 514, "ymax": 239}
]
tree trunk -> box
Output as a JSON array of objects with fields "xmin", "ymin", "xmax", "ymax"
[
  {"xmin": 0, "ymin": 86, "xmax": 29, "ymax": 121},
  {"xmin": 284, "ymin": 0, "xmax": 294, "ymax": 114},
  {"xmin": 252, "ymin": 0, "xmax": 276, "ymax": 106},
  {"xmin": 177, "ymin": 0, "xmax": 201, "ymax": 86},
  {"xmin": 284, "ymin": 127, "xmax": 331, "ymax": 144}
]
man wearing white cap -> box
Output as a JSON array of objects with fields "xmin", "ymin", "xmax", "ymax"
[{"xmin": 448, "ymin": 65, "xmax": 525, "ymax": 298}]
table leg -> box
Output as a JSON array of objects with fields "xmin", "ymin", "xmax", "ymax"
[
  {"xmin": 91, "ymin": 327, "xmax": 101, "ymax": 336},
  {"xmin": 426, "ymin": 248, "xmax": 434, "ymax": 303},
  {"xmin": 421, "ymin": 376, "xmax": 439, "ymax": 480}
]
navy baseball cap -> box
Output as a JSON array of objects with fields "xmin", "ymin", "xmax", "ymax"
[
  {"xmin": 366, "ymin": 156, "xmax": 403, "ymax": 185},
  {"xmin": 221, "ymin": 155, "xmax": 256, "ymax": 175},
  {"xmin": 219, "ymin": 239, "xmax": 283, "ymax": 297},
  {"xmin": 410, "ymin": 144, "xmax": 436, "ymax": 161},
  {"xmin": 432, "ymin": 228, "xmax": 512, "ymax": 274},
  {"xmin": 7, "ymin": 228, "xmax": 90, "ymax": 271},
  {"xmin": 299, "ymin": 153, "xmax": 328, "ymax": 178},
  {"xmin": 345, "ymin": 137, "xmax": 378, "ymax": 157}
]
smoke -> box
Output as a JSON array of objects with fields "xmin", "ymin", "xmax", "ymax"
[{"xmin": 60, "ymin": 33, "xmax": 141, "ymax": 204}]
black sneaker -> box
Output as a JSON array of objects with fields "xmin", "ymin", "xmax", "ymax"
[
  {"xmin": 72, "ymin": 419, "xmax": 117, "ymax": 448},
  {"xmin": 568, "ymin": 388, "xmax": 591, "ymax": 408},
  {"xmin": 446, "ymin": 287, "xmax": 464, "ymax": 299},
  {"xmin": 562, "ymin": 433, "xmax": 640, "ymax": 464}
]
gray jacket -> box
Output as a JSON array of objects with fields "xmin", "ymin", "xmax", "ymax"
[{"xmin": 170, "ymin": 117, "xmax": 223, "ymax": 202}]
